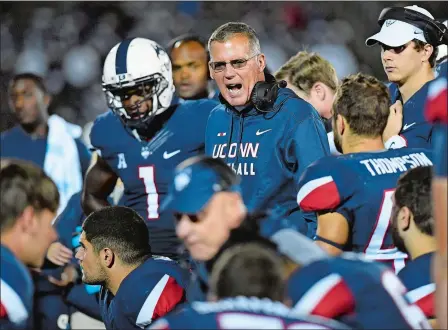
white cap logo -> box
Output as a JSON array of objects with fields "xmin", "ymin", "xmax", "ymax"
[
  {"xmin": 385, "ymin": 19, "xmax": 396, "ymax": 27},
  {"xmin": 175, "ymin": 169, "xmax": 191, "ymax": 192}
]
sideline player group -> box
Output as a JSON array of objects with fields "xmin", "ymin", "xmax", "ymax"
[{"xmin": 1, "ymin": 4, "xmax": 447, "ymax": 330}]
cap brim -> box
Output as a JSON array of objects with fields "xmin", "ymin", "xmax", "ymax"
[
  {"xmin": 365, "ymin": 31, "xmax": 413, "ymax": 47},
  {"xmin": 270, "ymin": 229, "xmax": 328, "ymax": 266},
  {"xmin": 160, "ymin": 191, "xmax": 212, "ymax": 214}
]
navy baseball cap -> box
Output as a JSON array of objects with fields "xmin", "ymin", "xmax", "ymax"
[{"xmin": 160, "ymin": 158, "xmax": 241, "ymax": 214}]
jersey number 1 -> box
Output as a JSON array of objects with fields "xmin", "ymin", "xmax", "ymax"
[{"xmin": 139, "ymin": 166, "xmax": 159, "ymax": 220}]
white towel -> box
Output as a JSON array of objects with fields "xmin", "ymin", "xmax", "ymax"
[{"xmin": 44, "ymin": 114, "xmax": 83, "ymax": 216}]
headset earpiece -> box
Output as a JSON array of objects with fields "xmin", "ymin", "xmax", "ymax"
[{"xmin": 250, "ymin": 76, "xmax": 287, "ymax": 112}]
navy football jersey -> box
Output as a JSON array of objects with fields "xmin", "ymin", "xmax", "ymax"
[
  {"xmin": 99, "ymin": 256, "xmax": 189, "ymax": 330},
  {"xmin": 205, "ymin": 87, "xmax": 330, "ymax": 238},
  {"xmin": 0, "ymin": 126, "xmax": 91, "ymax": 176},
  {"xmin": 398, "ymin": 252, "xmax": 435, "ymax": 319},
  {"xmin": 425, "ymin": 72, "xmax": 448, "ymax": 177},
  {"xmin": 297, "ymin": 148, "xmax": 433, "ymax": 272},
  {"xmin": 0, "ymin": 245, "xmax": 34, "ymax": 329},
  {"xmin": 90, "ymin": 99, "xmax": 217, "ymax": 257},
  {"xmin": 388, "ymin": 82, "xmax": 435, "ymax": 148},
  {"xmin": 287, "ymin": 253, "xmax": 431, "ymax": 330},
  {"xmin": 149, "ymin": 297, "xmax": 350, "ymax": 329}
]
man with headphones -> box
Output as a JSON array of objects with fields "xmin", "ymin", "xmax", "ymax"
[
  {"xmin": 204, "ymin": 22, "xmax": 330, "ymax": 239},
  {"xmin": 366, "ymin": 5, "xmax": 448, "ymax": 149},
  {"xmin": 167, "ymin": 35, "xmax": 219, "ymax": 102}
]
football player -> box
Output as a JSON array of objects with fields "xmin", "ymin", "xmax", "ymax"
[
  {"xmin": 297, "ymin": 73, "xmax": 433, "ymax": 273},
  {"xmin": 390, "ymin": 166, "xmax": 436, "ymax": 326},
  {"xmin": 167, "ymin": 34, "xmax": 217, "ymax": 101},
  {"xmin": 1, "ymin": 159, "xmax": 59, "ymax": 329},
  {"xmin": 366, "ymin": 5, "xmax": 448, "ymax": 149},
  {"xmin": 75, "ymin": 206, "xmax": 189, "ymax": 329},
  {"xmin": 149, "ymin": 242, "xmax": 349, "ymax": 330},
  {"xmin": 81, "ymin": 38, "xmax": 218, "ymax": 259},
  {"xmin": 273, "ymin": 230, "xmax": 431, "ymax": 330},
  {"xmin": 425, "ymin": 69, "xmax": 447, "ymax": 329}
]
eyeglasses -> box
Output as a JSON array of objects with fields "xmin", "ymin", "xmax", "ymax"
[
  {"xmin": 209, "ymin": 54, "xmax": 259, "ymax": 72},
  {"xmin": 380, "ymin": 41, "xmax": 412, "ymax": 54},
  {"xmin": 174, "ymin": 212, "xmax": 200, "ymax": 224}
]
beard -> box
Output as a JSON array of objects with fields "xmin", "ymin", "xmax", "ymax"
[
  {"xmin": 333, "ymin": 129, "xmax": 344, "ymax": 154},
  {"xmin": 81, "ymin": 263, "xmax": 107, "ymax": 286},
  {"xmin": 390, "ymin": 216, "xmax": 408, "ymax": 254}
]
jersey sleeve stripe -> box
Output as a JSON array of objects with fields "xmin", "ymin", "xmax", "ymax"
[
  {"xmin": 413, "ymin": 293, "xmax": 435, "ymax": 318},
  {"xmin": 291, "ymin": 273, "xmax": 354, "ymax": 317},
  {"xmin": 136, "ymin": 274, "xmax": 171, "ymax": 327},
  {"xmin": 405, "ymin": 283, "xmax": 435, "ymax": 304},
  {"xmin": 0, "ymin": 279, "xmax": 29, "ymax": 324},
  {"xmin": 297, "ymin": 176, "xmax": 340, "ymax": 212},
  {"xmin": 152, "ymin": 276, "xmax": 185, "ymax": 320},
  {"xmin": 425, "ymin": 76, "xmax": 448, "ymax": 124},
  {"xmin": 146, "ymin": 318, "xmax": 170, "ymax": 330}
]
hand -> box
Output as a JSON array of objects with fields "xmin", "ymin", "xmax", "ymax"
[
  {"xmin": 46, "ymin": 242, "xmax": 73, "ymax": 266},
  {"xmin": 383, "ymin": 100, "xmax": 403, "ymax": 143},
  {"xmin": 48, "ymin": 264, "xmax": 78, "ymax": 287}
]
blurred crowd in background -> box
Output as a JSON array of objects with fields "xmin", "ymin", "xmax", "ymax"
[{"xmin": 1, "ymin": 1, "xmax": 447, "ymax": 135}]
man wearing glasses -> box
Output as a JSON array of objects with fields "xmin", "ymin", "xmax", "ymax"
[
  {"xmin": 366, "ymin": 5, "xmax": 447, "ymax": 149},
  {"xmin": 204, "ymin": 22, "xmax": 330, "ymax": 238}
]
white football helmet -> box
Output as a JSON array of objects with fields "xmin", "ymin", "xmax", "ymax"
[{"xmin": 102, "ymin": 37, "xmax": 175, "ymax": 136}]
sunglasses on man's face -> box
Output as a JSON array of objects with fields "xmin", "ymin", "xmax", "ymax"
[
  {"xmin": 174, "ymin": 212, "xmax": 200, "ymax": 224},
  {"xmin": 209, "ymin": 54, "xmax": 259, "ymax": 72},
  {"xmin": 380, "ymin": 42, "xmax": 412, "ymax": 55}
]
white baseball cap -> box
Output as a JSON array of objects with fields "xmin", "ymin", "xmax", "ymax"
[{"xmin": 366, "ymin": 5, "xmax": 434, "ymax": 47}]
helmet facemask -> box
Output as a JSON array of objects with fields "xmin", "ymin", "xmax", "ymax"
[{"xmin": 104, "ymin": 73, "xmax": 169, "ymax": 139}]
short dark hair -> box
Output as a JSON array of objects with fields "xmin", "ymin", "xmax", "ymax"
[
  {"xmin": 208, "ymin": 22, "xmax": 261, "ymax": 57},
  {"xmin": 413, "ymin": 39, "xmax": 439, "ymax": 68},
  {"xmin": 333, "ymin": 73, "xmax": 391, "ymax": 137},
  {"xmin": 10, "ymin": 72, "xmax": 48, "ymax": 94},
  {"xmin": 82, "ymin": 206, "xmax": 151, "ymax": 265},
  {"xmin": 0, "ymin": 158, "xmax": 59, "ymax": 232},
  {"xmin": 395, "ymin": 166, "xmax": 433, "ymax": 236},
  {"xmin": 167, "ymin": 34, "xmax": 208, "ymax": 56},
  {"xmin": 209, "ymin": 242, "xmax": 285, "ymax": 301}
]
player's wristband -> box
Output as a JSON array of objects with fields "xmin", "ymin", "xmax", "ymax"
[
  {"xmin": 314, "ymin": 235, "xmax": 345, "ymax": 250},
  {"xmin": 385, "ymin": 135, "xmax": 407, "ymax": 149}
]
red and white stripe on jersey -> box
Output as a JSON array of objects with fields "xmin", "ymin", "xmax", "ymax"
[
  {"xmin": 0, "ymin": 279, "xmax": 29, "ymax": 324},
  {"xmin": 291, "ymin": 273, "xmax": 355, "ymax": 318},
  {"xmin": 405, "ymin": 283, "xmax": 435, "ymax": 318},
  {"xmin": 425, "ymin": 76, "xmax": 448, "ymax": 124},
  {"xmin": 147, "ymin": 318, "xmax": 170, "ymax": 330},
  {"xmin": 136, "ymin": 275, "xmax": 184, "ymax": 328},
  {"xmin": 297, "ymin": 176, "xmax": 341, "ymax": 212},
  {"xmin": 0, "ymin": 302, "xmax": 6, "ymax": 318}
]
